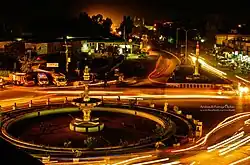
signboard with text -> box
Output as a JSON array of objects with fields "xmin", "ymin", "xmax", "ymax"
[{"xmin": 46, "ymin": 63, "xmax": 59, "ymax": 67}]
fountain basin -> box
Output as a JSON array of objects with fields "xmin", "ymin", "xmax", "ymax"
[{"xmin": 69, "ymin": 118, "xmax": 104, "ymax": 133}]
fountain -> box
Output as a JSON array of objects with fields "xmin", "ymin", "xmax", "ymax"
[{"xmin": 69, "ymin": 66, "xmax": 104, "ymax": 133}]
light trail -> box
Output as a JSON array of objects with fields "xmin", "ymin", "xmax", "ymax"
[
  {"xmin": 162, "ymin": 161, "xmax": 180, "ymax": 165},
  {"xmin": 172, "ymin": 112, "xmax": 250, "ymax": 153},
  {"xmin": 189, "ymin": 161, "xmax": 196, "ymax": 165},
  {"xmin": 111, "ymin": 155, "xmax": 153, "ymax": 165},
  {"xmin": 147, "ymin": 50, "xmax": 179, "ymax": 85},
  {"xmin": 236, "ymin": 75, "xmax": 250, "ymax": 84},
  {"xmin": 219, "ymin": 136, "xmax": 250, "ymax": 156},
  {"xmin": 0, "ymin": 94, "xmax": 231, "ymax": 109},
  {"xmin": 133, "ymin": 158, "xmax": 170, "ymax": 165},
  {"xmin": 196, "ymin": 112, "xmax": 250, "ymax": 146},
  {"xmin": 137, "ymin": 94, "xmax": 230, "ymax": 99},
  {"xmin": 207, "ymin": 131, "xmax": 244, "ymax": 152},
  {"xmin": 190, "ymin": 55, "xmax": 227, "ymax": 78},
  {"xmin": 161, "ymin": 50, "xmax": 181, "ymax": 64},
  {"xmin": 46, "ymin": 91, "xmax": 124, "ymax": 94},
  {"xmin": 229, "ymin": 156, "xmax": 250, "ymax": 165}
]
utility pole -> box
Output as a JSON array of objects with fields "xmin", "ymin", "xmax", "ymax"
[
  {"xmin": 64, "ymin": 39, "xmax": 69, "ymax": 73},
  {"xmin": 185, "ymin": 30, "xmax": 188, "ymax": 64},
  {"xmin": 63, "ymin": 37, "xmax": 72, "ymax": 73},
  {"xmin": 176, "ymin": 28, "xmax": 179, "ymax": 49}
]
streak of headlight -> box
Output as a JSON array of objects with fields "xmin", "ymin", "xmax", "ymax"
[
  {"xmin": 136, "ymin": 94, "xmax": 230, "ymax": 99},
  {"xmin": 190, "ymin": 161, "xmax": 196, "ymax": 165},
  {"xmin": 47, "ymin": 91, "xmax": 124, "ymax": 94},
  {"xmin": 219, "ymin": 136, "xmax": 250, "ymax": 155},
  {"xmin": 111, "ymin": 155, "xmax": 153, "ymax": 165},
  {"xmin": 229, "ymin": 156, "xmax": 250, "ymax": 165},
  {"xmin": 236, "ymin": 75, "xmax": 250, "ymax": 84},
  {"xmin": 172, "ymin": 112, "xmax": 250, "ymax": 153},
  {"xmin": 162, "ymin": 161, "xmax": 180, "ymax": 165},
  {"xmin": 207, "ymin": 131, "xmax": 244, "ymax": 152},
  {"xmin": 44, "ymin": 92, "xmax": 231, "ymax": 99},
  {"xmin": 189, "ymin": 55, "xmax": 227, "ymax": 77},
  {"xmin": 133, "ymin": 158, "xmax": 170, "ymax": 165}
]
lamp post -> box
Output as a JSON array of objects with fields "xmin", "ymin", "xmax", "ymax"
[
  {"xmin": 184, "ymin": 29, "xmax": 198, "ymax": 64},
  {"xmin": 176, "ymin": 28, "xmax": 198, "ymax": 64},
  {"xmin": 63, "ymin": 36, "xmax": 72, "ymax": 73},
  {"xmin": 176, "ymin": 28, "xmax": 180, "ymax": 49}
]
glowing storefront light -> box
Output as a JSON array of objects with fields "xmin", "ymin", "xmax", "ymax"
[
  {"xmin": 118, "ymin": 48, "xmax": 123, "ymax": 55},
  {"xmin": 81, "ymin": 43, "xmax": 89, "ymax": 52},
  {"xmin": 119, "ymin": 45, "xmax": 131, "ymax": 49}
]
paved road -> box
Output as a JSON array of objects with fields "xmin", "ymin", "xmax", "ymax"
[
  {"xmin": 199, "ymin": 53, "xmax": 250, "ymax": 86},
  {"xmin": 2, "ymin": 85, "xmax": 250, "ymax": 164},
  {"xmin": 1, "ymin": 86, "xmax": 248, "ymax": 130}
]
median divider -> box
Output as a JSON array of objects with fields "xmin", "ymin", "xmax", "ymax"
[
  {"xmin": 166, "ymin": 83, "xmax": 216, "ymax": 88},
  {"xmin": 166, "ymin": 83, "xmax": 232, "ymax": 89}
]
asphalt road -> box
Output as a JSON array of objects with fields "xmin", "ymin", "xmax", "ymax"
[
  {"xmin": 2, "ymin": 49, "xmax": 250, "ymax": 164},
  {"xmin": 1, "ymin": 86, "xmax": 249, "ymax": 130}
]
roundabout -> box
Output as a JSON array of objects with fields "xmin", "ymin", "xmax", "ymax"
[
  {"xmin": 1, "ymin": 104, "xmax": 177, "ymax": 155},
  {"xmin": 0, "ymin": 66, "xmax": 201, "ymax": 163}
]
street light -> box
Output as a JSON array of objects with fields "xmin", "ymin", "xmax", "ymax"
[
  {"xmin": 176, "ymin": 28, "xmax": 180, "ymax": 49},
  {"xmin": 176, "ymin": 28, "xmax": 198, "ymax": 64},
  {"xmin": 184, "ymin": 29, "xmax": 198, "ymax": 64}
]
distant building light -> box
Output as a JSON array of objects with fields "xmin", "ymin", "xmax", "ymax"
[
  {"xmin": 200, "ymin": 39, "xmax": 205, "ymax": 43},
  {"xmin": 81, "ymin": 43, "xmax": 89, "ymax": 52},
  {"xmin": 118, "ymin": 48, "xmax": 123, "ymax": 55},
  {"xmin": 66, "ymin": 36, "xmax": 74, "ymax": 39},
  {"xmin": 118, "ymin": 31, "xmax": 122, "ymax": 35},
  {"xmin": 238, "ymin": 24, "xmax": 242, "ymax": 28},
  {"xmin": 16, "ymin": 38, "xmax": 22, "ymax": 41},
  {"xmin": 153, "ymin": 28, "xmax": 156, "ymax": 31}
]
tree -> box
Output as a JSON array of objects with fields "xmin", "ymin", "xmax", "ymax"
[
  {"xmin": 19, "ymin": 55, "xmax": 36, "ymax": 73},
  {"xmin": 102, "ymin": 18, "xmax": 113, "ymax": 34},
  {"xmin": 119, "ymin": 16, "xmax": 134, "ymax": 39},
  {"xmin": 92, "ymin": 14, "xmax": 103, "ymax": 24}
]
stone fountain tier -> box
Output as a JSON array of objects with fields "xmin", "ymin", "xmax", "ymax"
[
  {"xmin": 69, "ymin": 118, "xmax": 104, "ymax": 133},
  {"xmin": 70, "ymin": 97, "xmax": 104, "ymax": 133},
  {"xmin": 71, "ymin": 98, "xmax": 102, "ymax": 107}
]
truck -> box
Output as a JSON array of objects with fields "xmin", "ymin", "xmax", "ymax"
[
  {"xmin": 37, "ymin": 73, "xmax": 49, "ymax": 86},
  {"xmin": 51, "ymin": 72, "xmax": 67, "ymax": 86},
  {"xmin": 0, "ymin": 77, "xmax": 6, "ymax": 88},
  {"xmin": 9, "ymin": 73, "xmax": 26, "ymax": 85},
  {"xmin": 24, "ymin": 74, "xmax": 35, "ymax": 86}
]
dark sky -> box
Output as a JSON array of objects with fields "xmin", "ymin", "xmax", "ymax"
[{"xmin": 1, "ymin": 0, "xmax": 250, "ymax": 25}]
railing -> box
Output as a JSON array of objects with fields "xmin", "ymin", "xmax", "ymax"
[
  {"xmin": 166, "ymin": 83, "xmax": 231, "ymax": 89},
  {"xmin": 0, "ymin": 97, "xmax": 201, "ymax": 164}
]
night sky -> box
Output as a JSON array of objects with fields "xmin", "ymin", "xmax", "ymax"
[{"xmin": 1, "ymin": 0, "xmax": 250, "ymax": 25}]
